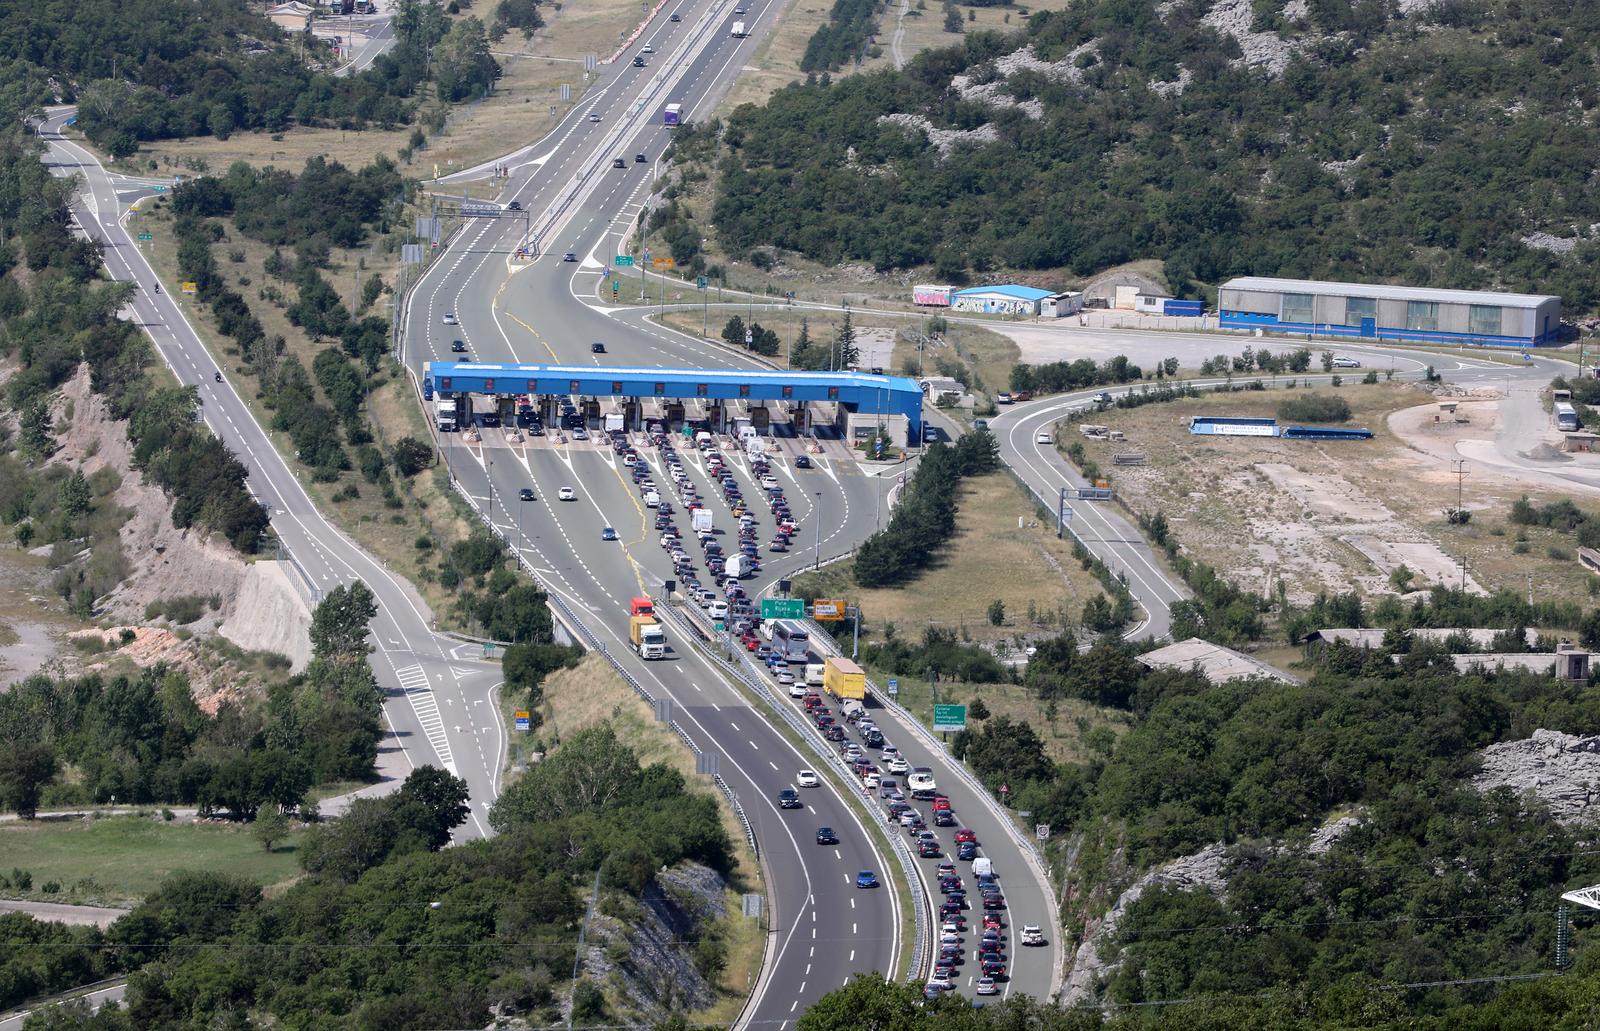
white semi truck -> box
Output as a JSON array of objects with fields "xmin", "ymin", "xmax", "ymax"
[{"xmin": 435, "ymin": 397, "xmax": 458, "ymax": 432}]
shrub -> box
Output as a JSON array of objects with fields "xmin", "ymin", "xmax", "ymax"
[{"xmin": 1277, "ymin": 394, "xmax": 1351, "ymax": 423}]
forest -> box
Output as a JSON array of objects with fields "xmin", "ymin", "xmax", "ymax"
[
  {"xmin": 709, "ymin": 0, "xmax": 1600, "ymax": 307},
  {"xmin": 3, "ymin": 0, "xmax": 502, "ymax": 155},
  {"xmin": 1, "ymin": 727, "xmax": 734, "ymax": 1027}
]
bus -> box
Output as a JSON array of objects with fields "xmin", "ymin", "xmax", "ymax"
[
  {"xmin": 770, "ymin": 620, "xmax": 810, "ymax": 662},
  {"xmin": 1556, "ymin": 401, "xmax": 1581, "ymax": 432}
]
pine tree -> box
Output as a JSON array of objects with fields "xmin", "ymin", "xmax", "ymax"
[{"xmin": 836, "ymin": 312, "xmax": 859, "ymax": 370}]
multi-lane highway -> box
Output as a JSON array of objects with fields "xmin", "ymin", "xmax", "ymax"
[{"xmin": 37, "ymin": 109, "xmax": 510, "ymax": 840}]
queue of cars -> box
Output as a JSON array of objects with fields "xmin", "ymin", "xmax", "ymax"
[
  {"xmin": 640, "ymin": 426, "xmax": 802, "ymax": 627},
  {"xmin": 775, "ymin": 676, "xmax": 1047, "ymax": 999}
]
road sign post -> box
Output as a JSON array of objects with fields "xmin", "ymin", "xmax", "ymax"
[
  {"xmin": 887, "ymin": 677, "xmax": 899, "ymax": 697},
  {"xmin": 932, "ymin": 703, "xmax": 967, "ymax": 734},
  {"xmin": 1036, "ymin": 823, "xmax": 1051, "ymax": 842},
  {"xmin": 514, "ymin": 710, "xmax": 531, "ymax": 732},
  {"xmin": 760, "ymin": 597, "xmax": 805, "ymax": 620}
]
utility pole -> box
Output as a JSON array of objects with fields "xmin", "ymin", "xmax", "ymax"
[{"xmin": 1451, "ymin": 458, "xmax": 1467, "ymax": 521}]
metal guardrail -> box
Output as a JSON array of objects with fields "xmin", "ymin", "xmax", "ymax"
[
  {"xmin": 802, "ymin": 616, "xmax": 1063, "ymax": 982},
  {"xmin": 655, "ymin": 597, "xmax": 929, "ymax": 982},
  {"xmin": 449, "ymin": 480, "xmax": 759, "ymax": 859}
]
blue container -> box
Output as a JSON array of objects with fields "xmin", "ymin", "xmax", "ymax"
[{"xmin": 1163, "ymin": 299, "xmax": 1204, "ymax": 317}]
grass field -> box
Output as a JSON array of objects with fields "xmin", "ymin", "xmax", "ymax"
[{"xmin": 0, "ymin": 816, "xmax": 302, "ymax": 906}]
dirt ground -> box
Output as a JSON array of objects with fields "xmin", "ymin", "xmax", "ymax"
[{"xmin": 1079, "ymin": 382, "xmax": 1600, "ymax": 608}]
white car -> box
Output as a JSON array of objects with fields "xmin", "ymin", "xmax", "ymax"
[
  {"xmin": 558, "ymin": 487, "xmax": 576, "ymax": 501},
  {"xmin": 1331, "ymin": 355, "xmax": 1362, "ymax": 368},
  {"xmin": 660, "ymin": 534, "xmax": 678, "ymax": 547},
  {"xmin": 887, "ymin": 756, "xmax": 909, "ymax": 774},
  {"xmin": 796, "ymin": 769, "xmax": 819, "ymax": 788},
  {"xmin": 1021, "ymin": 924, "xmax": 1047, "ymax": 946},
  {"xmin": 775, "ymin": 668, "xmax": 795, "ymax": 685},
  {"xmin": 788, "ymin": 682, "xmax": 808, "ymax": 698},
  {"xmin": 708, "ymin": 601, "xmax": 729, "ymax": 619},
  {"xmin": 927, "ymin": 972, "xmax": 952, "ymax": 991},
  {"xmin": 642, "ymin": 43, "xmax": 654, "ymax": 53},
  {"xmin": 1035, "ymin": 431, "xmax": 1052, "ymax": 444},
  {"xmin": 760, "ymin": 476, "xmax": 779, "ymax": 490},
  {"xmin": 442, "ymin": 312, "xmax": 458, "ymax": 325}
]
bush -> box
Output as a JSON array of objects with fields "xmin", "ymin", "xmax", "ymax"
[{"xmin": 1277, "ymin": 394, "xmax": 1351, "ymax": 423}]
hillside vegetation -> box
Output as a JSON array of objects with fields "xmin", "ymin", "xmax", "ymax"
[{"xmin": 705, "ymin": 0, "xmax": 1600, "ymax": 307}]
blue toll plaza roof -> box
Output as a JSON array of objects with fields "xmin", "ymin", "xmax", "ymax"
[{"xmin": 423, "ymin": 361, "xmax": 924, "ymax": 430}]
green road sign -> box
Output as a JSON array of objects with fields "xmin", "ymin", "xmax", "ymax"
[
  {"xmin": 760, "ymin": 597, "xmax": 806, "ymax": 620},
  {"xmin": 137, "ymin": 232, "xmax": 152, "ymax": 241},
  {"xmin": 614, "ymin": 255, "xmax": 634, "ymax": 266},
  {"xmin": 932, "ymin": 703, "xmax": 968, "ymax": 733}
]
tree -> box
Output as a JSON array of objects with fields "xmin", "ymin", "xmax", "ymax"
[
  {"xmin": 397, "ymin": 765, "xmax": 470, "ymax": 849},
  {"xmin": 987, "ymin": 599, "xmax": 1006, "ymax": 626},
  {"xmin": 310, "ymin": 581, "xmax": 378, "ymax": 663},
  {"xmin": 721, "ymin": 315, "xmax": 747, "ymax": 349},
  {"xmin": 58, "ymin": 470, "xmax": 91, "ymax": 518},
  {"xmin": 432, "ymin": 17, "xmax": 501, "ymax": 102},
  {"xmin": 392, "ymin": 436, "xmax": 433, "ymax": 476},
  {"xmin": 835, "ymin": 312, "xmax": 859, "ymax": 370},
  {"xmin": 252, "ymin": 807, "xmax": 289, "ymax": 852},
  {"xmin": 0, "ymin": 743, "xmax": 57, "ymax": 818},
  {"xmin": 943, "ymin": 2, "xmax": 962, "ymax": 31}
]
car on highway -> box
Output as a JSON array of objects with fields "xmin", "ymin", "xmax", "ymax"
[
  {"xmin": 442, "ymin": 312, "xmax": 457, "ymax": 325},
  {"xmin": 519, "ymin": 488, "xmax": 535, "ymax": 501},
  {"xmin": 592, "ymin": 341, "xmax": 606, "ymax": 353},
  {"xmin": 589, "ymin": 111, "xmax": 602, "ymax": 122},
  {"xmin": 557, "ymin": 486, "xmax": 576, "ymax": 501},
  {"xmin": 601, "ymin": 526, "xmax": 617, "ymax": 540},
  {"xmin": 1331, "ymin": 354, "xmax": 1362, "ymax": 368},
  {"xmin": 573, "ymin": 428, "xmax": 589, "ymax": 440},
  {"xmin": 886, "ymin": 755, "xmax": 908, "ymax": 773},
  {"xmin": 642, "ymin": 43, "xmax": 654, "ymax": 52},
  {"xmin": 1036, "ymin": 431, "xmax": 1052, "ymax": 444},
  {"xmin": 563, "ymin": 251, "xmax": 577, "ymax": 261},
  {"xmin": 794, "ymin": 454, "xmax": 811, "ymax": 468},
  {"xmin": 635, "ymin": 153, "xmax": 647, "ymax": 163},
  {"xmin": 954, "ymin": 828, "xmax": 977, "ymax": 844},
  {"xmin": 777, "ymin": 787, "xmax": 802, "ymax": 809},
  {"xmin": 796, "ymin": 769, "xmax": 819, "ymax": 788},
  {"xmin": 670, "ymin": 10, "xmax": 681, "ymax": 19},
  {"xmin": 632, "ymin": 55, "xmax": 646, "ymax": 66},
  {"xmin": 612, "ymin": 157, "xmax": 626, "ymax": 168},
  {"xmin": 927, "ymin": 971, "xmax": 952, "ymax": 991},
  {"xmin": 816, "ymin": 826, "xmax": 837, "ymax": 845},
  {"xmin": 957, "ymin": 840, "xmax": 978, "ymax": 861},
  {"xmin": 507, "ymin": 200, "xmax": 521, "ymax": 210},
  {"xmin": 976, "ymin": 977, "xmax": 998, "ymax": 996},
  {"xmin": 450, "ymin": 339, "xmax": 467, "ymax": 353},
  {"xmin": 855, "ymin": 870, "xmax": 879, "ymax": 889},
  {"xmin": 733, "ymin": 4, "xmax": 745, "ymax": 12},
  {"xmin": 1021, "ymin": 924, "xmax": 1046, "ymax": 946},
  {"xmin": 933, "ymin": 810, "xmax": 956, "ymax": 828}
]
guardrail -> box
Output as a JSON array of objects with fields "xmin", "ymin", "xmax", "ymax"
[
  {"xmin": 654, "ymin": 596, "xmax": 929, "ymax": 982},
  {"xmin": 449, "ymin": 480, "xmax": 759, "ymax": 860},
  {"xmin": 802, "ymin": 615, "xmax": 1063, "ymax": 991}
]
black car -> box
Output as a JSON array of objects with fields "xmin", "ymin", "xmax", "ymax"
[
  {"xmin": 592, "ymin": 341, "xmax": 606, "ymax": 353},
  {"xmin": 451, "ymin": 340, "xmax": 467, "ymax": 353},
  {"xmin": 519, "ymin": 488, "xmax": 535, "ymax": 501},
  {"xmin": 481, "ymin": 413, "xmax": 500, "ymax": 428},
  {"xmin": 507, "ymin": 200, "xmax": 521, "ymax": 210},
  {"xmin": 635, "ymin": 153, "xmax": 647, "ymax": 163},
  {"xmin": 632, "ymin": 56, "xmax": 646, "ymax": 67},
  {"xmin": 612, "ymin": 157, "xmax": 626, "ymax": 168},
  {"xmin": 816, "ymin": 826, "xmax": 838, "ymax": 845},
  {"xmin": 778, "ymin": 788, "xmax": 802, "ymax": 809},
  {"xmin": 794, "ymin": 454, "xmax": 811, "ymax": 468},
  {"xmin": 670, "ymin": 10, "xmax": 681, "ymax": 19}
]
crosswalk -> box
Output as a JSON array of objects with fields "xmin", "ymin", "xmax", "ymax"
[{"xmin": 394, "ymin": 663, "xmax": 458, "ymax": 775}]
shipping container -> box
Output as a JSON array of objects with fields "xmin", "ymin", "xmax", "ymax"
[
  {"xmin": 913, "ymin": 285, "xmax": 955, "ymax": 307},
  {"xmin": 1163, "ymin": 299, "xmax": 1204, "ymax": 317},
  {"xmin": 823, "ymin": 656, "xmax": 866, "ymax": 701}
]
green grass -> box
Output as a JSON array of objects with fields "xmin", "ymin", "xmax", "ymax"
[{"xmin": 0, "ymin": 816, "xmax": 303, "ymax": 905}]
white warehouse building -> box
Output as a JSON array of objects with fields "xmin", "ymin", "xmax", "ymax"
[{"xmin": 1218, "ymin": 277, "xmax": 1561, "ymax": 349}]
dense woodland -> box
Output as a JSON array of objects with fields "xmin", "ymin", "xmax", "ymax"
[
  {"xmin": 2, "ymin": 0, "xmax": 504, "ymax": 155},
  {"xmin": 706, "ymin": 0, "xmax": 1600, "ymax": 306},
  {"xmin": 1, "ymin": 727, "xmax": 734, "ymax": 1026}
]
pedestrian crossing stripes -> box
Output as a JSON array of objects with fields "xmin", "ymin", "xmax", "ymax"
[{"xmin": 394, "ymin": 663, "xmax": 458, "ymax": 775}]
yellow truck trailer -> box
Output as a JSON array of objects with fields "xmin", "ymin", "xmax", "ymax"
[{"xmin": 823, "ymin": 656, "xmax": 866, "ymax": 701}]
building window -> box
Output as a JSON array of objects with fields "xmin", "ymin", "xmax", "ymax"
[
  {"xmin": 1280, "ymin": 293, "xmax": 1314, "ymax": 325},
  {"xmin": 1405, "ymin": 301, "xmax": 1439, "ymax": 333},
  {"xmin": 1345, "ymin": 296, "xmax": 1377, "ymax": 325},
  {"xmin": 1469, "ymin": 305, "xmax": 1502, "ymax": 337}
]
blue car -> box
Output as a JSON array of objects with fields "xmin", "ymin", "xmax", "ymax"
[
  {"xmin": 601, "ymin": 526, "xmax": 617, "ymax": 541},
  {"xmin": 856, "ymin": 870, "xmax": 879, "ymax": 889}
]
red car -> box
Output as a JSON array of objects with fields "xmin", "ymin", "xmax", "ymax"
[
  {"xmin": 954, "ymin": 828, "xmax": 977, "ymax": 844},
  {"xmin": 931, "ymin": 797, "xmax": 952, "ymax": 812}
]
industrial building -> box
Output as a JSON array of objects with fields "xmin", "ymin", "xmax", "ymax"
[
  {"xmin": 1041, "ymin": 292, "xmax": 1084, "ymax": 318},
  {"xmin": 1218, "ymin": 277, "xmax": 1561, "ymax": 348},
  {"xmin": 952, "ymin": 285, "xmax": 1055, "ymax": 316}
]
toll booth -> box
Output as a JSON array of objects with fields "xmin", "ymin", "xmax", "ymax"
[
  {"xmin": 750, "ymin": 405, "xmax": 771, "ymax": 432},
  {"xmin": 665, "ymin": 402, "xmax": 685, "ymax": 429},
  {"xmin": 583, "ymin": 399, "xmax": 601, "ymax": 428}
]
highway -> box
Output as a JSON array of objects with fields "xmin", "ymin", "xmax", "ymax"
[
  {"xmin": 394, "ymin": 0, "xmax": 1069, "ymax": 1013},
  {"xmin": 37, "ymin": 110, "xmax": 510, "ymax": 843}
]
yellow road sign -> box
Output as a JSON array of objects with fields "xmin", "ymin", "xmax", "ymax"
[{"xmin": 652, "ymin": 257, "xmax": 675, "ymax": 268}]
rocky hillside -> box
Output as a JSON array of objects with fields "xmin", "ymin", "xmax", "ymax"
[{"xmin": 701, "ymin": 0, "xmax": 1600, "ymax": 307}]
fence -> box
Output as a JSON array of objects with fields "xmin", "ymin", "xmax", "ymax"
[
  {"xmin": 653, "ymin": 595, "xmax": 930, "ymax": 982},
  {"xmin": 449, "ymin": 480, "xmax": 759, "ymax": 859}
]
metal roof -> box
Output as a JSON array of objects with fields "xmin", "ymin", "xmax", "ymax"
[
  {"xmin": 1136, "ymin": 637, "xmax": 1296, "ymax": 684},
  {"xmin": 954, "ymin": 285, "xmax": 1056, "ymax": 302},
  {"xmin": 1221, "ymin": 277, "xmax": 1557, "ymax": 309}
]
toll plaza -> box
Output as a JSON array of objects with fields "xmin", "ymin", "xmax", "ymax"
[{"xmin": 422, "ymin": 362, "xmax": 924, "ymax": 443}]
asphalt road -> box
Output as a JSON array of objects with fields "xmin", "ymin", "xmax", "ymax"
[{"xmin": 37, "ymin": 110, "xmax": 509, "ymax": 841}]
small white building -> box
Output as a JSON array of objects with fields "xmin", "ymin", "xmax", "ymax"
[
  {"xmin": 952, "ymin": 285, "xmax": 1056, "ymax": 317},
  {"xmin": 267, "ymin": 0, "xmax": 316, "ymax": 31},
  {"xmin": 1041, "ymin": 292, "xmax": 1084, "ymax": 319}
]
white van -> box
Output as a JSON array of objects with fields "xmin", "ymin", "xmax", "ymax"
[
  {"xmin": 972, "ymin": 857, "xmax": 994, "ymax": 878},
  {"xmin": 805, "ymin": 663, "xmax": 826, "ymax": 686}
]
